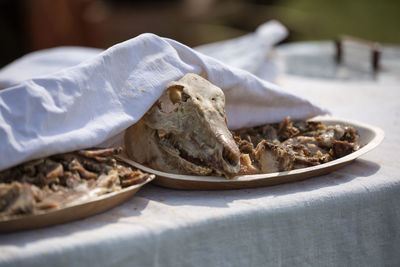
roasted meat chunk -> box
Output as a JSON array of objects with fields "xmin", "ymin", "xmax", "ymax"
[
  {"xmin": 0, "ymin": 148, "xmax": 153, "ymax": 218},
  {"xmin": 232, "ymin": 117, "xmax": 359, "ymax": 174},
  {"xmin": 255, "ymin": 140, "xmax": 295, "ymax": 173}
]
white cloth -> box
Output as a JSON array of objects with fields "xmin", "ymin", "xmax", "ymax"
[
  {"xmin": 0, "ymin": 46, "xmax": 102, "ymax": 89},
  {"xmin": 0, "ymin": 32, "xmax": 326, "ymax": 172},
  {"xmin": 195, "ymin": 20, "xmax": 288, "ymax": 82},
  {"xmin": 0, "ymin": 34, "xmax": 399, "ymax": 267},
  {"xmin": 0, "ymin": 21, "xmax": 287, "ymax": 89}
]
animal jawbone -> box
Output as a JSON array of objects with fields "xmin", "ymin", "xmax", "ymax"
[{"xmin": 156, "ymin": 131, "xmax": 214, "ymax": 175}]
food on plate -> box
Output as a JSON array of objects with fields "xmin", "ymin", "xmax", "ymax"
[
  {"xmin": 124, "ymin": 73, "xmax": 240, "ymax": 178},
  {"xmin": 233, "ymin": 117, "xmax": 360, "ymax": 175},
  {"xmin": 125, "ymin": 73, "xmax": 359, "ymax": 179},
  {"xmin": 0, "ymin": 147, "xmax": 153, "ymax": 218}
]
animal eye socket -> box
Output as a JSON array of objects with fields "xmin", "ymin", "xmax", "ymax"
[
  {"xmin": 169, "ymin": 86, "xmax": 183, "ymax": 104},
  {"xmin": 168, "ymin": 85, "xmax": 190, "ymax": 104},
  {"xmin": 211, "ymin": 97, "xmax": 216, "ymax": 101}
]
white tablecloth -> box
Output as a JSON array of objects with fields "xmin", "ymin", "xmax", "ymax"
[{"xmin": 1, "ymin": 42, "xmax": 400, "ymax": 266}]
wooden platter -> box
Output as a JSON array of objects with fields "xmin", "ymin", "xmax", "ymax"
[
  {"xmin": 118, "ymin": 117, "xmax": 384, "ymax": 190},
  {"xmin": 0, "ymin": 173, "xmax": 155, "ymax": 233}
]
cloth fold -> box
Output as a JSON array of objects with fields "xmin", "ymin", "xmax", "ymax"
[
  {"xmin": 0, "ymin": 33, "xmax": 327, "ymax": 171},
  {"xmin": 0, "ymin": 47, "xmax": 102, "ymax": 89},
  {"xmin": 195, "ymin": 20, "xmax": 288, "ymax": 81}
]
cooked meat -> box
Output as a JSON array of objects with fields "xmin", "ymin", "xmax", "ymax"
[
  {"xmin": 232, "ymin": 117, "xmax": 359, "ymax": 175},
  {"xmin": 124, "ymin": 75, "xmax": 359, "ymax": 179},
  {"xmin": 125, "ymin": 73, "xmax": 240, "ymax": 178},
  {"xmin": 331, "ymin": 140, "xmax": 358, "ymax": 158},
  {"xmin": 239, "ymin": 154, "xmax": 259, "ymax": 175},
  {"xmin": 278, "ymin": 116, "xmax": 300, "ymax": 141},
  {"xmin": 0, "ymin": 147, "xmax": 153, "ymax": 219},
  {"xmin": 255, "ymin": 140, "xmax": 295, "ymax": 173},
  {"xmin": 0, "ymin": 182, "xmax": 39, "ymax": 216}
]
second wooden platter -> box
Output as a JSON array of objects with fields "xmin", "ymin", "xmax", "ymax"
[{"xmin": 119, "ymin": 117, "xmax": 384, "ymax": 190}]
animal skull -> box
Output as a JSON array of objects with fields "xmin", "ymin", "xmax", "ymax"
[{"xmin": 124, "ymin": 73, "xmax": 240, "ymax": 178}]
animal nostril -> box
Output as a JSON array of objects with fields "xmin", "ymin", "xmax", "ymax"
[{"xmin": 223, "ymin": 147, "xmax": 239, "ymax": 166}]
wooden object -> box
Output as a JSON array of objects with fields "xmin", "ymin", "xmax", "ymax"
[
  {"xmin": 119, "ymin": 117, "xmax": 384, "ymax": 190},
  {"xmin": 0, "ymin": 173, "xmax": 155, "ymax": 233}
]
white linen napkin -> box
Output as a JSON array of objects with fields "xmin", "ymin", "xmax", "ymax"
[
  {"xmin": 0, "ymin": 33, "xmax": 328, "ymax": 171},
  {"xmin": 195, "ymin": 20, "xmax": 288, "ymax": 82},
  {"xmin": 0, "ymin": 20, "xmax": 287, "ymax": 89},
  {"xmin": 0, "ymin": 47, "xmax": 102, "ymax": 89}
]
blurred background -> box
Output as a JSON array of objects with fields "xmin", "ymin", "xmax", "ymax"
[{"xmin": 1, "ymin": 0, "xmax": 400, "ymax": 68}]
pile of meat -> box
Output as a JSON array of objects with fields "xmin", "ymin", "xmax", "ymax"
[
  {"xmin": 0, "ymin": 148, "xmax": 153, "ymax": 218},
  {"xmin": 232, "ymin": 117, "xmax": 360, "ymax": 175}
]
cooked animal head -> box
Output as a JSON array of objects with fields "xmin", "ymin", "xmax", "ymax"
[{"xmin": 124, "ymin": 73, "xmax": 240, "ymax": 178}]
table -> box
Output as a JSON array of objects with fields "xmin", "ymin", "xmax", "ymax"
[{"xmin": 1, "ymin": 45, "xmax": 400, "ymax": 267}]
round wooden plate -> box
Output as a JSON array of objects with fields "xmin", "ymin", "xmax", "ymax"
[
  {"xmin": 0, "ymin": 173, "xmax": 155, "ymax": 233},
  {"xmin": 118, "ymin": 117, "xmax": 384, "ymax": 190}
]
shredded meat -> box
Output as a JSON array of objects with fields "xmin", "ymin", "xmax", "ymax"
[
  {"xmin": 232, "ymin": 117, "xmax": 359, "ymax": 174},
  {"xmin": 0, "ymin": 148, "xmax": 153, "ymax": 219}
]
